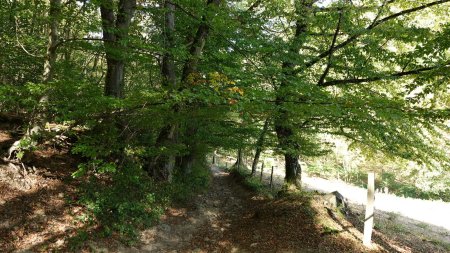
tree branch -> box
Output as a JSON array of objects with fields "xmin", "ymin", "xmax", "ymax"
[
  {"xmin": 317, "ymin": 9, "xmax": 343, "ymax": 85},
  {"xmin": 319, "ymin": 63, "xmax": 450, "ymax": 87}
]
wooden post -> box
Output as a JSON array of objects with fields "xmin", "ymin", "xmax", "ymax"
[
  {"xmin": 212, "ymin": 154, "xmax": 215, "ymax": 165},
  {"xmin": 260, "ymin": 162, "xmax": 264, "ymax": 182},
  {"xmin": 363, "ymin": 171, "xmax": 375, "ymax": 246},
  {"xmin": 270, "ymin": 166, "xmax": 274, "ymax": 189},
  {"xmin": 237, "ymin": 149, "xmax": 241, "ymax": 172}
]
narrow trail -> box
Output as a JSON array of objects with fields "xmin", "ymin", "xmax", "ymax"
[
  {"xmin": 126, "ymin": 166, "xmax": 374, "ymax": 253},
  {"xmin": 133, "ymin": 166, "xmax": 250, "ymax": 252}
]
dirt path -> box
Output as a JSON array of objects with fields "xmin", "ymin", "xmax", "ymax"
[
  {"xmin": 127, "ymin": 166, "xmax": 248, "ymax": 252},
  {"xmin": 119, "ymin": 166, "xmax": 380, "ymax": 253}
]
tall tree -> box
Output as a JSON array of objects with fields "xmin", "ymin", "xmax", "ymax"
[{"xmin": 275, "ymin": 0, "xmax": 315, "ymax": 187}]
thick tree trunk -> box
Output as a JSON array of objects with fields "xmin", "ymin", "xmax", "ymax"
[
  {"xmin": 100, "ymin": 0, "xmax": 136, "ymax": 98},
  {"xmin": 284, "ymin": 153, "xmax": 301, "ymax": 186},
  {"xmin": 162, "ymin": 1, "xmax": 176, "ymax": 88},
  {"xmin": 104, "ymin": 59, "xmax": 125, "ymax": 98},
  {"xmin": 251, "ymin": 118, "xmax": 269, "ymax": 176},
  {"xmin": 234, "ymin": 148, "xmax": 243, "ymax": 169},
  {"xmin": 275, "ymin": 119, "xmax": 302, "ymax": 187},
  {"xmin": 150, "ymin": 125, "xmax": 177, "ymax": 181}
]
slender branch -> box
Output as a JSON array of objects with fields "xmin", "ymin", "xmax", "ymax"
[
  {"xmin": 55, "ymin": 37, "xmax": 105, "ymax": 48},
  {"xmin": 320, "ymin": 63, "xmax": 450, "ymax": 87},
  {"xmin": 15, "ymin": 18, "xmax": 39, "ymax": 57},
  {"xmin": 298, "ymin": 0, "xmax": 450, "ymax": 73},
  {"xmin": 317, "ymin": 9, "xmax": 343, "ymax": 85}
]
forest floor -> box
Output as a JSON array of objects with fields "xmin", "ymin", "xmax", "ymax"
[{"xmin": 0, "ymin": 121, "xmax": 449, "ymax": 252}]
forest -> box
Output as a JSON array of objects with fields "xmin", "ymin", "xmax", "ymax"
[{"xmin": 0, "ymin": 0, "xmax": 449, "ymax": 252}]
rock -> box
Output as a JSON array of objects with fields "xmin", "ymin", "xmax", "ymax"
[
  {"xmin": 55, "ymin": 238, "xmax": 65, "ymax": 247},
  {"xmin": 250, "ymin": 243, "xmax": 258, "ymax": 247},
  {"xmin": 58, "ymin": 193, "xmax": 64, "ymax": 198},
  {"xmin": 322, "ymin": 191, "xmax": 348, "ymax": 210},
  {"xmin": 34, "ymin": 209, "xmax": 45, "ymax": 216}
]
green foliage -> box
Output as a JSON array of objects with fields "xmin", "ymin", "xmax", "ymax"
[
  {"xmin": 0, "ymin": 83, "xmax": 47, "ymax": 114},
  {"xmin": 169, "ymin": 161, "xmax": 211, "ymax": 202},
  {"xmin": 76, "ymin": 163, "xmax": 166, "ymax": 243},
  {"xmin": 68, "ymin": 230, "xmax": 89, "ymax": 251},
  {"xmin": 16, "ymin": 137, "xmax": 37, "ymax": 159},
  {"xmin": 322, "ymin": 225, "xmax": 340, "ymax": 235}
]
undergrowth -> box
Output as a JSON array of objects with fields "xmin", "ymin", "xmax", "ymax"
[
  {"xmin": 75, "ymin": 163, "xmax": 168, "ymax": 244},
  {"xmin": 72, "ymin": 159, "xmax": 211, "ymax": 246}
]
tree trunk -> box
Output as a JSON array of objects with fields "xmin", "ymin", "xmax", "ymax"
[
  {"xmin": 181, "ymin": 0, "xmax": 221, "ymax": 82},
  {"xmin": 162, "ymin": 1, "xmax": 176, "ymax": 88},
  {"xmin": 147, "ymin": 1, "xmax": 177, "ymax": 180},
  {"xmin": 100, "ymin": 0, "xmax": 136, "ymax": 98},
  {"xmin": 234, "ymin": 148, "xmax": 243, "ymax": 169},
  {"xmin": 104, "ymin": 59, "xmax": 125, "ymax": 98},
  {"xmin": 150, "ymin": 125, "xmax": 177, "ymax": 181},
  {"xmin": 275, "ymin": 118, "xmax": 302, "ymax": 187},
  {"xmin": 175, "ymin": 0, "xmax": 221, "ymax": 174},
  {"xmin": 251, "ymin": 118, "xmax": 269, "ymax": 176},
  {"xmin": 43, "ymin": 0, "xmax": 60, "ymax": 83},
  {"xmin": 284, "ymin": 153, "xmax": 301, "ymax": 186}
]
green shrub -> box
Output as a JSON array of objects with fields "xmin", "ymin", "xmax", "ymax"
[{"xmin": 76, "ymin": 163, "xmax": 167, "ymax": 243}]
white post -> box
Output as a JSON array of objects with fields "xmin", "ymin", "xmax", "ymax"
[{"xmin": 363, "ymin": 171, "xmax": 375, "ymax": 246}]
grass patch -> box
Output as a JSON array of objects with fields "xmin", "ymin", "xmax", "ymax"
[
  {"xmin": 322, "ymin": 225, "xmax": 341, "ymax": 235},
  {"xmin": 416, "ymin": 222, "xmax": 429, "ymax": 229},
  {"xmin": 228, "ymin": 164, "xmax": 275, "ymax": 198}
]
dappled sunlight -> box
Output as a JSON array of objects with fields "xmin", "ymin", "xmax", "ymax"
[{"xmin": 0, "ymin": 181, "xmax": 84, "ymax": 252}]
